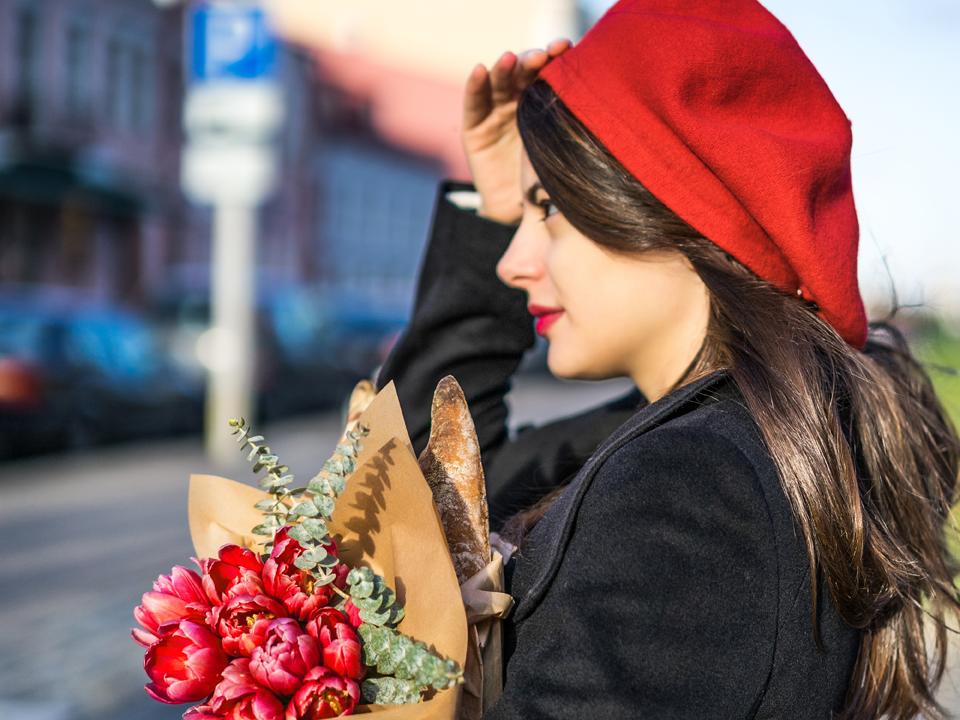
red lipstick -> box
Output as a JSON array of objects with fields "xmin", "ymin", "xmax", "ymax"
[{"xmin": 528, "ymin": 304, "xmax": 563, "ymax": 336}]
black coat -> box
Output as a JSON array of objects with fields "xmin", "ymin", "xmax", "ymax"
[{"xmin": 378, "ymin": 184, "xmax": 860, "ymax": 718}]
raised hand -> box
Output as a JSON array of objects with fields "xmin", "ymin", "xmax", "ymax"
[{"xmin": 462, "ymin": 40, "xmax": 571, "ymax": 224}]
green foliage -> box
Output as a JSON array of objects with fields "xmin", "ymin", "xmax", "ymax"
[
  {"xmin": 229, "ymin": 417, "xmax": 369, "ymax": 574},
  {"xmin": 913, "ymin": 323, "xmax": 960, "ymax": 431},
  {"xmin": 346, "ymin": 567, "xmax": 405, "ymax": 626},
  {"xmin": 360, "ymin": 677, "xmax": 423, "ymax": 705},
  {"xmin": 229, "ymin": 417, "xmax": 463, "ymax": 704}
]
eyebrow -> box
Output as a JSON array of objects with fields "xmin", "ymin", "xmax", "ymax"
[{"xmin": 524, "ymin": 181, "xmax": 545, "ymax": 206}]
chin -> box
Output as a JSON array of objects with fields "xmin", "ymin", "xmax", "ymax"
[{"xmin": 546, "ymin": 348, "xmax": 616, "ymax": 382}]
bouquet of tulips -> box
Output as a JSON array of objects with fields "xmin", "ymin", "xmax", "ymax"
[{"xmin": 131, "ymin": 384, "xmax": 468, "ymax": 719}]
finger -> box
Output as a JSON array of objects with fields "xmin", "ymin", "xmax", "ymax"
[
  {"xmin": 516, "ymin": 49, "xmax": 548, "ymax": 89},
  {"xmin": 546, "ymin": 38, "xmax": 572, "ymax": 58},
  {"xmin": 463, "ymin": 63, "xmax": 492, "ymax": 130},
  {"xmin": 489, "ymin": 52, "xmax": 518, "ymax": 106}
]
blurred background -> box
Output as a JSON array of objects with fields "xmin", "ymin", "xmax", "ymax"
[{"xmin": 0, "ymin": 0, "xmax": 957, "ymax": 719}]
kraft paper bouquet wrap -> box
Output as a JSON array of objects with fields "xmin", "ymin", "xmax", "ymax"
[{"xmin": 132, "ymin": 379, "xmax": 513, "ymax": 720}]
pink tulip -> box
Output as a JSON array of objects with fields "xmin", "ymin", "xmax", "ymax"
[
  {"xmin": 250, "ymin": 618, "xmax": 320, "ymax": 697},
  {"xmin": 184, "ymin": 659, "xmax": 285, "ymax": 720},
  {"xmin": 285, "ymin": 666, "xmax": 359, "ymax": 719},
  {"xmin": 305, "ymin": 609, "xmax": 363, "ymax": 681},
  {"xmin": 211, "ymin": 594, "xmax": 288, "ymax": 657},
  {"xmin": 201, "ymin": 545, "xmax": 265, "ymax": 605},
  {"xmin": 144, "ymin": 620, "xmax": 229, "ymax": 704},
  {"xmin": 133, "ymin": 565, "xmax": 212, "ymax": 647}
]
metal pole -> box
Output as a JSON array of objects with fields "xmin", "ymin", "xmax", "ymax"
[{"xmin": 206, "ymin": 201, "xmax": 256, "ymax": 464}]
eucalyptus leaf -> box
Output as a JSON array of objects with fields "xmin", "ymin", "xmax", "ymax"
[
  {"xmin": 369, "ymin": 627, "xmax": 393, "ymax": 656},
  {"xmin": 351, "ymin": 580, "xmax": 374, "ymax": 599},
  {"xmin": 322, "ymin": 458, "xmax": 344, "ymax": 475},
  {"xmin": 360, "ymin": 679, "xmax": 381, "ymax": 705},
  {"xmin": 357, "ymin": 624, "xmax": 375, "ymax": 643},
  {"xmin": 254, "ymin": 499, "xmax": 279, "ymax": 511},
  {"xmin": 301, "ymin": 517, "xmax": 328, "ymax": 540},
  {"xmin": 287, "ymin": 524, "xmax": 312, "ymax": 543},
  {"xmin": 314, "ymin": 495, "xmax": 335, "ymax": 518},
  {"xmin": 335, "ymin": 443, "xmax": 356, "ymax": 457},
  {"xmin": 348, "ymin": 567, "xmax": 374, "ymax": 585},
  {"xmin": 360, "ymin": 607, "xmax": 394, "ymax": 626},
  {"xmin": 301, "ymin": 546, "xmax": 328, "ymax": 563},
  {"xmin": 376, "ymin": 643, "xmax": 403, "ymax": 675},
  {"xmin": 293, "ymin": 555, "xmax": 317, "ymax": 570},
  {"xmin": 313, "ymin": 571, "xmax": 335, "ymax": 587},
  {"xmin": 328, "ymin": 475, "xmax": 346, "ymax": 496},
  {"xmin": 291, "ymin": 501, "xmax": 319, "ymax": 518},
  {"xmin": 353, "ymin": 595, "xmax": 384, "ymax": 613},
  {"xmin": 251, "ymin": 523, "xmax": 275, "ymax": 536},
  {"xmin": 308, "ymin": 476, "xmax": 331, "ymax": 495},
  {"xmin": 316, "ymin": 554, "xmax": 339, "ymax": 568},
  {"xmin": 342, "ymin": 456, "xmax": 357, "ymax": 474}
]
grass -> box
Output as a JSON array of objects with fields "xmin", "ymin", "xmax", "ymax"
[
  {"xmin": 912, "ymin": 322, "xmax": 960, "ymax": 434},
  {"xmin": 909, "ymin": 321, "xmax": 960, "ymax": 563}
]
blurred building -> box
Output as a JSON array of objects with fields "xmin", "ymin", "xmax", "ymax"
[
  {"xmin": 270, "ymin": 0, "xmax": 592, "ymax": 317},
  {"xmin": 0, "ymin": 0, "xmax": 322, "ymax": 312},
  {"xmin": 0, "ymin": 0, "xmax": 184, "ymax": 305},
  {"xmin": 0, "ymin": 0, "xmax": 589, "ymax": 386}
]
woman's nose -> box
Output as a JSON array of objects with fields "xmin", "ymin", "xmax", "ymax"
[{"xmin": 496, "ymin": 218, "xmax": 544, "ymax": 290}]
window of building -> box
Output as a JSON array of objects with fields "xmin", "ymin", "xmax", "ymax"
[
  {"xmin": 65, "ymin": 23, "xmax": 92, "ymax": 120},
  {"xmin": 15, "ymin": 5, "xmax": 40, "ymax": 116}
]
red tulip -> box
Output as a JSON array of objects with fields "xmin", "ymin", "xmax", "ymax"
[
  {"xmin": 285, "ymin": 666, "xmax": 359, "ymax": 719},
  {"xmin": 250, "ymin": 618, "xmax": 320, "ymax": 697},
  {"xmin": 201, "ymin": 545, "xmax": 265, "ymax": 605},
  {"xmin": 133, "ymin": 565, "xmax": 211, "ymax": 647},
  {"xmin": 271, "ymin": 528, "xmax": 339, "ymax": 566},
  {"xmin": 144, "ymin": 620, "xmax": 229, "ymax": 704},
  {"xmin": 263, "ymin": 530, "xmax": 341, "ymax": 621},
  {"xmin": 305, "ymin": 609, "xmax": 363, "ymax": 681},
  {"xmin": 184, "ymin": 659, "xmax": 285, "ymax": 720},
  {"xmin": 341, "ymin": 600, "xmax": 362, "ymax": 630},
  {"xmin": 211, "ymin": 594, "xmax": 288, "ymax": 657}
]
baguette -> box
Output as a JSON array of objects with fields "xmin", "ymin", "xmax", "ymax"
[{"xmin": 419, "ymin": 376, "xmax": 490, "ymax": 583}]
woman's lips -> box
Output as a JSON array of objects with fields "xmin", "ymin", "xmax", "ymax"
[{"xmin": 529, "ymin": 304, "xmax": 564, "ymax": 336}]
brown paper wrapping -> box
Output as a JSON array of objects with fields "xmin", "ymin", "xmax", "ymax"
[
  {"xmin": 188, "ymin": 383, "xmax": 466, "ymax": 718},
  {"xmin": 459, "ymin": 553, "xmax": 514, "ymax": 719}
]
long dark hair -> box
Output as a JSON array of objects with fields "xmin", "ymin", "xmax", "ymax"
[{"xmin": 512, "ymin": 79, "xmax": 960, "ymax": 720}]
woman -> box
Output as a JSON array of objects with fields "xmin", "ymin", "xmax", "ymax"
[{"xmin": 378, "ymin": 1, "xmax": 960, "ymax": 718}]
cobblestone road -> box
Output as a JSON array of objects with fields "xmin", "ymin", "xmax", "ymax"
[{"xmin": 1, "ymin": 374, "xmax": 957, "ymax": 719}]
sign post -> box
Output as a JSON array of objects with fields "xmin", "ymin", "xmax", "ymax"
[{"xmin": 182, "ymin": 2, "xmax": 283, "ymax": 464}]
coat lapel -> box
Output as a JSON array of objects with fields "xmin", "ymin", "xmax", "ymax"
[{"xmin": 511, "ymin": 370, "xmax": 731, "ymax": 623}]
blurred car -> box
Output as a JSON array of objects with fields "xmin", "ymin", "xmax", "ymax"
[
  {"xmin": 154, "ymin": 285, "xmax": 407, "ymax": 422},
  {"xmin": 0, "ymin": 290, "xmax": 203, "ymax": 460}
]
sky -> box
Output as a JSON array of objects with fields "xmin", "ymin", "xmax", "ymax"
[{"xmin": 580, "ymin": 0, "xmax": 960, "ymax": 314}]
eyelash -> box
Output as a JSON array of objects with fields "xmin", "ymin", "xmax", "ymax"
[{"xmin": 538, "ymin": 199, "xmax": 558, "ymax": 219}]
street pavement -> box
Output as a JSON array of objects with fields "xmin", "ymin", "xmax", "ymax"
[{"xmin": 1, "ymin": 373, "xmax": 959, "ymax": 719}]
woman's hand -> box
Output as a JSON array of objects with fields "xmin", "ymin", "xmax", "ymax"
[{"xmin": 462, "ymin": 40, "xmax": 571, "ymax": 224}]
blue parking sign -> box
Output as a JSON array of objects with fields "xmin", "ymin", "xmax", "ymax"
[{"xmin": 190, "ymin": 3, "xmax": 276, "ymax": 82}]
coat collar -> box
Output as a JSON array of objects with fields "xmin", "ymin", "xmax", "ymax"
[{"xmin": 511, "ymin": 369, "xmax": 732, "ymax": 623}]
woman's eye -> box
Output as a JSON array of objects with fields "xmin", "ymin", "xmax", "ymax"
[{"xmin": 539, "ymin": 200, "xmax": 559, "ymax": 219}]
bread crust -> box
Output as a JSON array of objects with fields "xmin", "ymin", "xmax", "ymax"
[{"xmin": 418, "ymin": 376, "xmax": 490, "ymax": 583}]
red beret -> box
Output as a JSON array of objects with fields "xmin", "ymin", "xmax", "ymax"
[{"xmin": 540, "ymin": 0, "xmax": 867, "ymax": 348}]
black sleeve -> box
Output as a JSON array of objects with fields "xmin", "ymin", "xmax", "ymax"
[
  {"xmin": 486, "ymin": 427, "xmax": 781, "ymax": 719},
  {"xmin": 377, "ymin": 182, "xmax": 646, "ymax": 529},
  {"xmin": 376, "ymin": 181, "xmax": 534, "ymax": 461}
]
